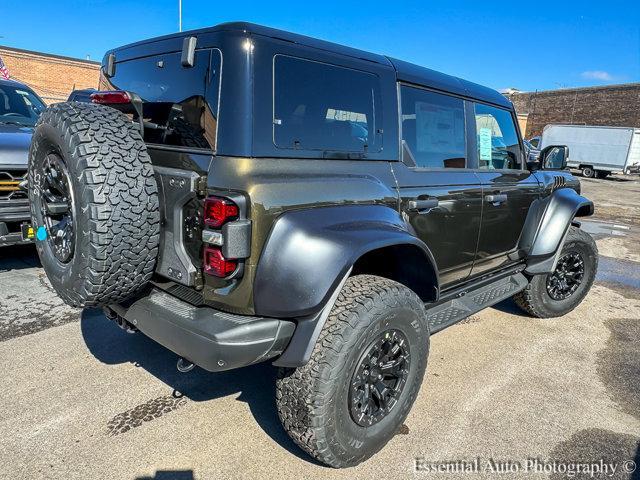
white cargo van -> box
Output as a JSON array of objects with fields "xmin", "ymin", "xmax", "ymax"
[{"xmin": 540, "ymin": 125, "xmax": 640, "ymax": 178}]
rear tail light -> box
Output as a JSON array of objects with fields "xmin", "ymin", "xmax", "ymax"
[
  {"xmin": 90, "ymin": 90, "xmax": 131, "ymax": 104},
  {"xmin": 204, "ymin": 246, "xmax": 237, "ymax": 277},
  {"xmin": 204, "ymin": 196, "xmax": 239, "ymax": 228},
  {"xmin": 202, "ymin": 195, "xmax": 244, "ymax": 278}
]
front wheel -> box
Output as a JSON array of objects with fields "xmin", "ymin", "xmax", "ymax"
[
  {"xmin": 276, "ymin": 275, "xmax": 430, "ymax": 468},
  {"xmin": 514, "ymin": 227, "xmax": 598, "ymax": 318}
]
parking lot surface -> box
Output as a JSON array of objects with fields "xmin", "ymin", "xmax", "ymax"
[{"xmin": 0, "ymin": 175, "xmax": 638, "ymax": 480}]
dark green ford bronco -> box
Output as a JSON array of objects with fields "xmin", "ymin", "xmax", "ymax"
[{"xmin": 28, "ymin": 22, "xmax": 597, "ymax": 468}]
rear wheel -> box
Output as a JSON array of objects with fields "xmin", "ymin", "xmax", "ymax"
[
  {"xmin": 581, "ymin": 166, "xmax": 595, "ymax": 178},
  {"xmin": 276, "ymin": 275, "xmax": 430, "ymax": 468},
  {"xmin": 28, "ymin": 102, "xmax": 160, "ymax": 307},
  {"xmin": 514, "ymin": 227, "xmax": 597, "ymax": 318}
]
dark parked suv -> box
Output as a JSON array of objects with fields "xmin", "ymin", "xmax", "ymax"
[{"xmin": 28, "ymin": 23, "xmax": 597, "ymax": 467}]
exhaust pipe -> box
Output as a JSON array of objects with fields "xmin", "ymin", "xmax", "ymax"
[{"xmin": 177, "ymin": 357, "xmax": 195, "ymax": 373}]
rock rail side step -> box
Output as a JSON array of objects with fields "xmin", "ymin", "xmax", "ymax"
[{"xmin": 427, "ymin": 272, "xmax": 528, "ymax": 333}]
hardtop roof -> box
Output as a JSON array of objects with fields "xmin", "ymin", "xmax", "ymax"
[{"xmin": 107, "ymin": 21, "xmax": 511, "ymax": 108}]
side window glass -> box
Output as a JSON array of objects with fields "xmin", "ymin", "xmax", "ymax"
[
  {"xmin": 400, "ymin": 86, "xmax": 466, "ymax": 168},
  {"xmin": 474, "ymin": 103, "xmax": 523, "ymax": 170},
  {"xmin": 273, "ymin": 55, "xmax": 382, "ymax": 153}
]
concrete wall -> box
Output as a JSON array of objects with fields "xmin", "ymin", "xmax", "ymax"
[
  {"xmin": 0, "ymin": 46, "xmax": 100, "ymax": 104},
  {"xmin": 505, "ymin": 83, "xmax": 640, "ymax": 139}
]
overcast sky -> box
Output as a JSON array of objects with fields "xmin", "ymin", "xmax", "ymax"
[{"xmin": 1, "ymin": 0, "xmax": 638, "ymax": 92}]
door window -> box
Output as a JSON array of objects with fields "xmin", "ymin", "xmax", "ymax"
[
  {"xmin": 474, "ymin": 103, "xmax": 523, "ymax": 170},
  {"xmin": 273, "ymin": 55, "xmax": 382, "ymax": 154},
  {"xmin": 400, "ymin": 86, "xmax": 466, "ymax": 169}
]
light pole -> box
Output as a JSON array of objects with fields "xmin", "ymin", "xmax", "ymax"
[{"xmin": 179, "ymin": 0, "xmax": 182, "ymax": 32}]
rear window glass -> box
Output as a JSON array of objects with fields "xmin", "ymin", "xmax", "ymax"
[
  {"xmin": 273, "ymin": 55, "xmax": 382, "ymax": 154},
  {"xmin": 103, "ymin": 49, "xmax": 221, "ymax": 150}
]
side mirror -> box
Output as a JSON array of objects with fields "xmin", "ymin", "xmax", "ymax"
[{"xmin": 538, "ymin": 145, "xmax": 569, "ymax": 170}]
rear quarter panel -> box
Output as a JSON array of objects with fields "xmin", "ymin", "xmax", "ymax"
[{"xmin": 203, "ymin": 156, "xmax": 399, "ymax": 314}]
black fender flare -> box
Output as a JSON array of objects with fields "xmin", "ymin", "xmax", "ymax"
[
  {"xmin": 254, "ymin": 204, "xmax": 438, "ymax": 318},
  {"xmin": 254, "ymin": 204, "xmax": 438, "ymax": 368},
  {"xmin": 520, "ymin": 188, "xmax": 594, "ymax": 274}
]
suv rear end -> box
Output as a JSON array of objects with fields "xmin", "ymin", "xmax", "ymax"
[
  {"xmin": 37, "ymin": 26, "xmax": 302, "ymax": 372},
  {"xmin": 46, "ymin": 23, "xmax": 400, "ymax": 373},
  {"xmin": 95, "ymin": 23, "xmax": 400, "ymax": 316},
  {"xmin": 98, "ymin": 30, "xmax": 231, "ymax": 301}
]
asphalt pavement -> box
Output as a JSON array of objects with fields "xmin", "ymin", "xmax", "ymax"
[{"xmin": 0, "ymin": 175, "xmax": 638, "ymax": 480}]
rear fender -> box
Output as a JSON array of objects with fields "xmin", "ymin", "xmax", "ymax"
[
  {"xmin": 255, "ymin": 204, "xmax": 439, "ymax": 367},
  {"xmin": 254, "ymin": 204, "xmax": 438, "ymax": 317}
]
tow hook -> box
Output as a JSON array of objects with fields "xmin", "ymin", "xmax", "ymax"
[
  {"xmin": 102, "ymin": 307, "xmax": 138, "ymax": 334},
  {"xmin": 177, "ymin": 357, "xmax": 195, "ymax": 373}
]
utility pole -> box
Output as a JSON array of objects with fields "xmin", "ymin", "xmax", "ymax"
[{"xmin": 179, "ymin": 0, "xmax": 182, "ymax": 32}]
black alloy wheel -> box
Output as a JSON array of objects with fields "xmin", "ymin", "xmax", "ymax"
[
  {"xmin": 39, "ymin": 153, "xmax": 76, "ymax": 263},
  {"xmin": 349, "ymin": 329, "xmax": 411, "ymax": 427},
  {"xmin": 513, "ymin": 227, "xmax": 598, "ymax": 319},
  {"xmin": 546, "ymin": 251, "xmax": 585, "ymax": 300}
]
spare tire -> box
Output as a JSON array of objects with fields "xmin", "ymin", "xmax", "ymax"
[{"xmin": 28, "ymin": 102, "xmax": 160, "ymax": 307}]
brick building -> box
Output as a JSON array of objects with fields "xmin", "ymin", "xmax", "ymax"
[
  {"xmin": 0, "ymin": 45, "xmax": 100, "ymax": 104},
  {"xmin": 505, "ymin": 83, "xmax": 640, "ymax": 139}
]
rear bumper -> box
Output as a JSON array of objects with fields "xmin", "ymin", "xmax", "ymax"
[{"xmin": 110, "ymin": 288, "xmax": 295, "ymax": 372}]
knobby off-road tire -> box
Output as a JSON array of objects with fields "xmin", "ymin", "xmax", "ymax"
[
  {"xmin": 28, "ymin": 102, "xmax": 160, "ymax": 307},
  {"xmin": 514, "ymin": 227, "xmax": 598, "ymax": 318},
  {"xmin": 276, "ymin": 275, "xmax": 430, "ymax": 468}
]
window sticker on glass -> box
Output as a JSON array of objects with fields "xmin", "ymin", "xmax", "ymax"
[
  {"xmin": 479, "ymin": 127, "xmax": 493, "ymax": 162},
  {"xmin": 415, "ymin": 101, "xmax": 462, "ymax": 154},
  {"xmin": 325, "ymin": 109, "xmax": 367, "ymax": 123}
]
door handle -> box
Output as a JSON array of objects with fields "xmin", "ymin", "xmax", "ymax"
[
  {"xmin": 407, "ymin": 198, "xmax": 439, "ymax": 211},
  {"xmin": 485, "ymin": 194, "xmax": 507, "ymax": 204}
]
